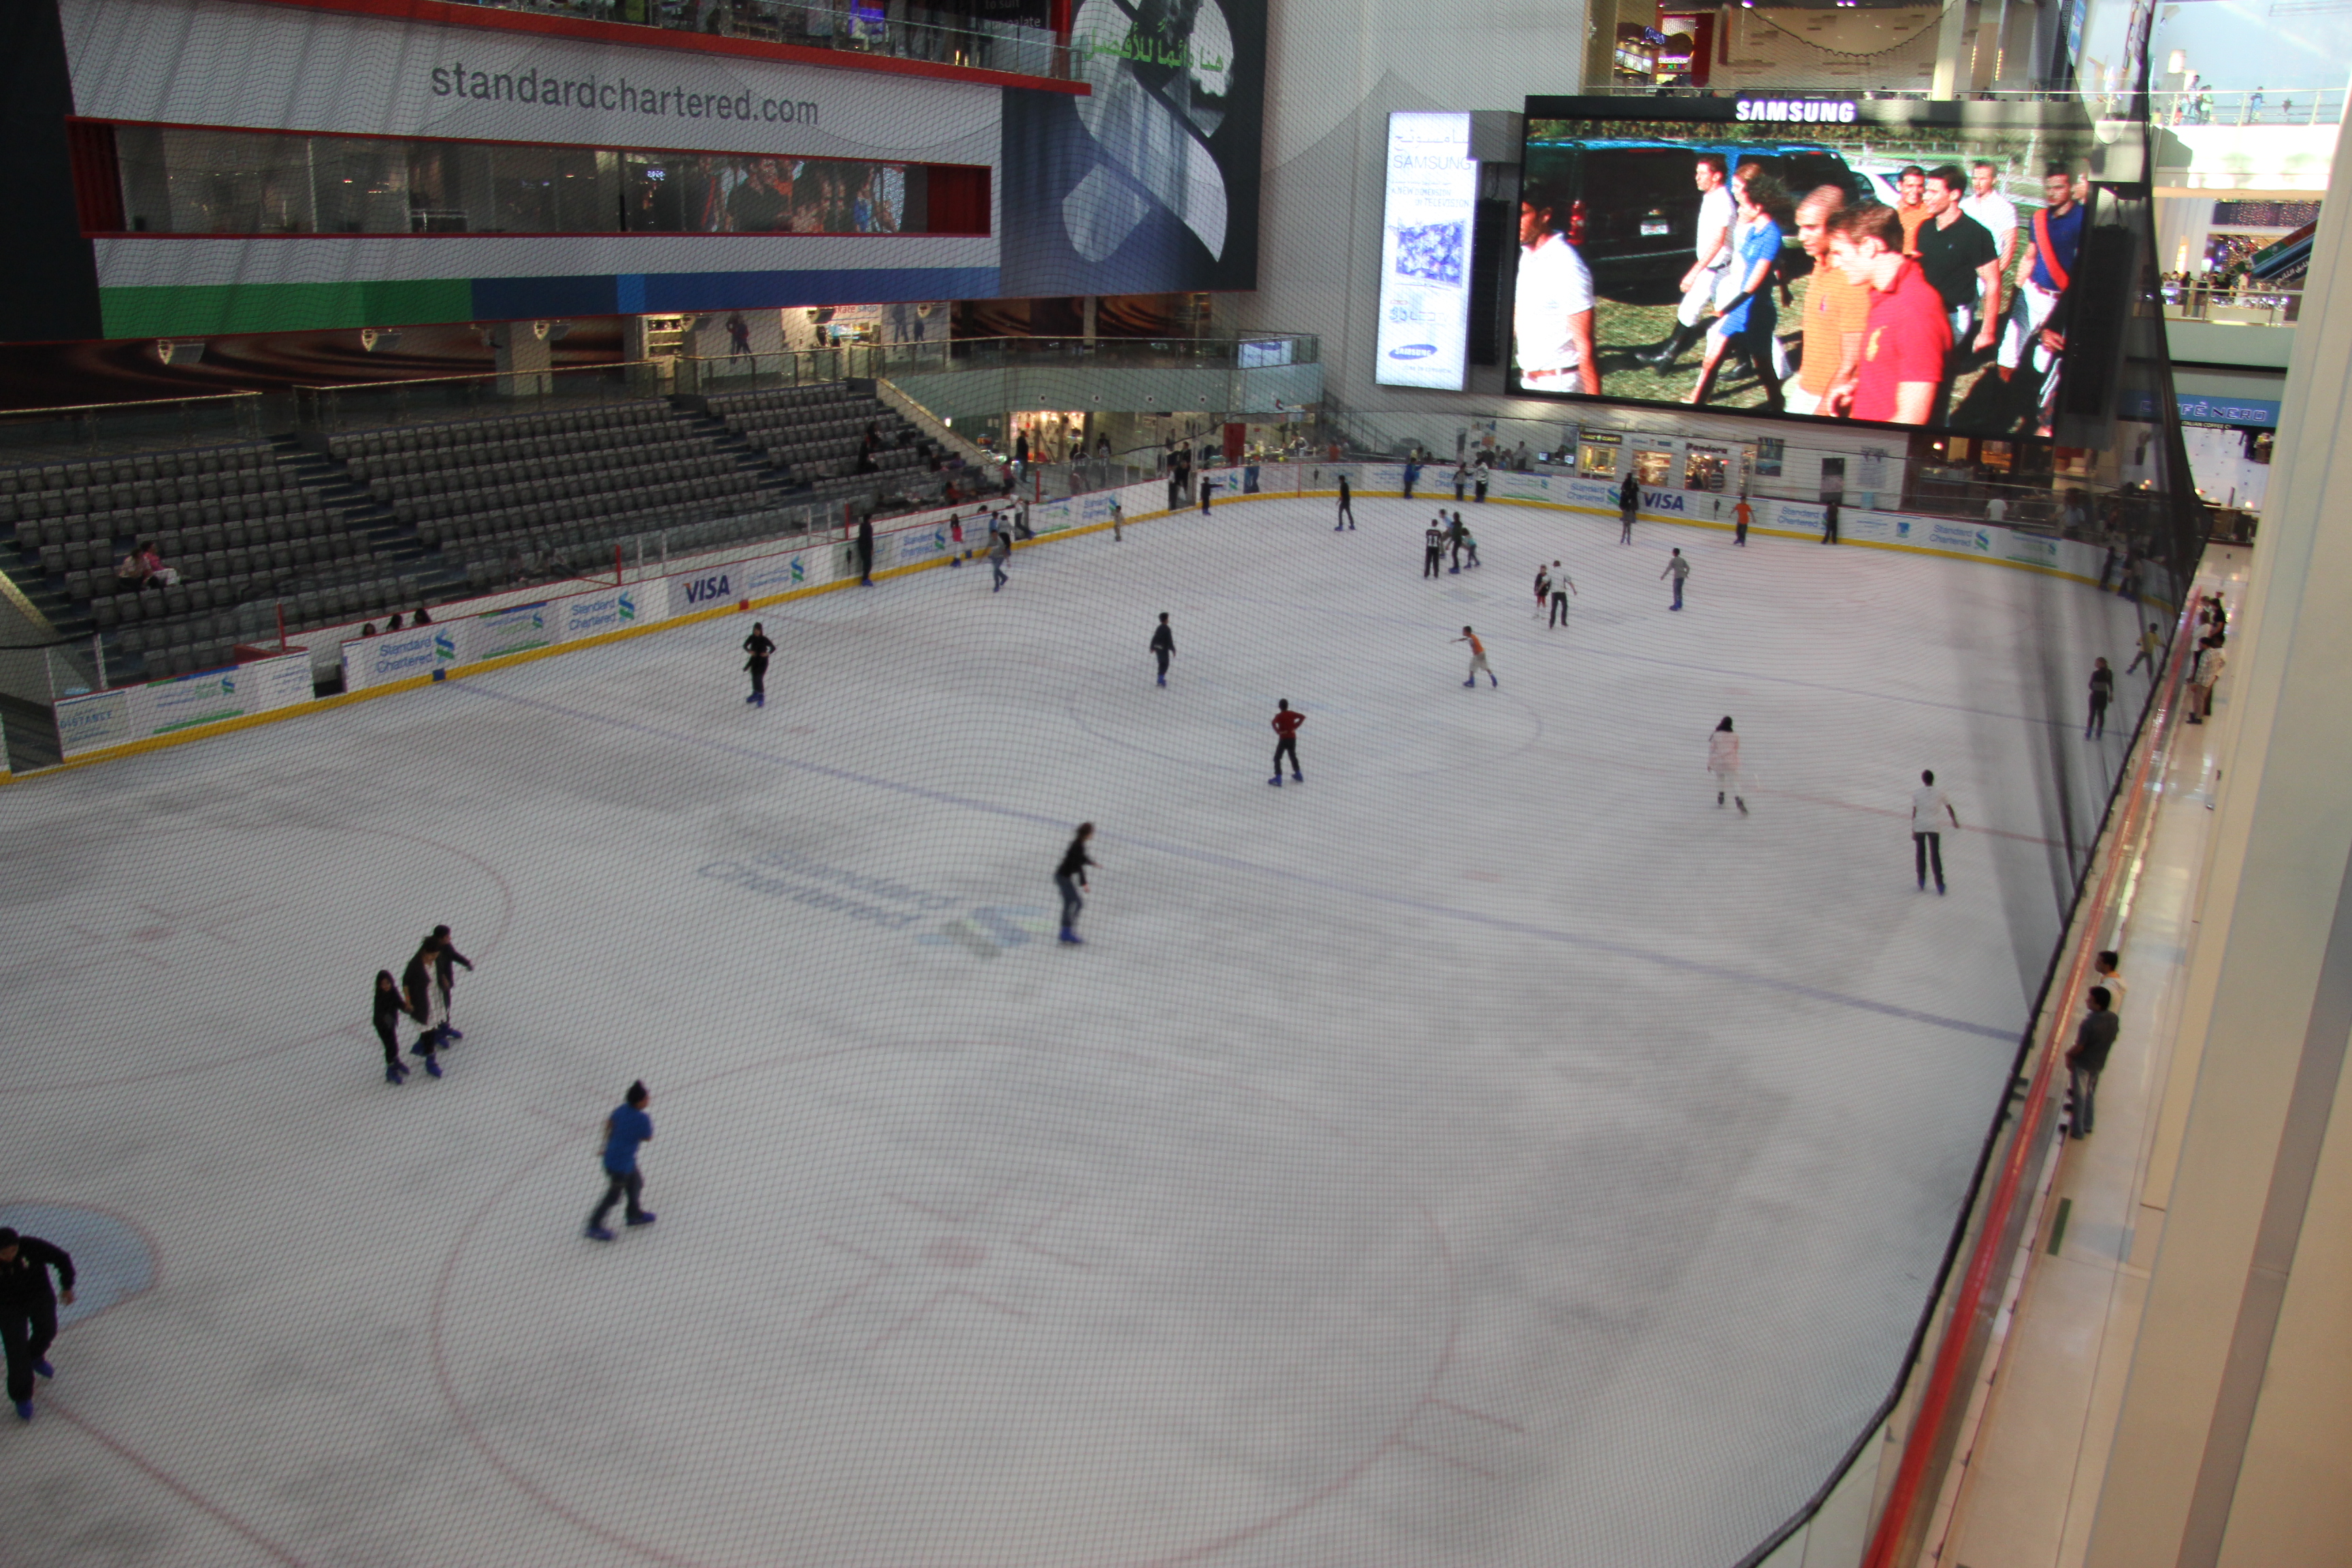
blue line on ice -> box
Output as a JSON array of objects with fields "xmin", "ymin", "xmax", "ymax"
[{"xmin": 452, "ymin": 681, "xmax": 2018, "ymax": 1043}]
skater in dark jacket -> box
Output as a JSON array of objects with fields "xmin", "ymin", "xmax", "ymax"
[
  {"xmin": 1055, "ymin": 823, "xmax": 1096, "ymax": 945},
  {"xmin": 402, "ymin": 936, "xmax": 445, "ymax": 1076},
  {"xmin": 0, "ymin": 1228, "xmax": 76, "ymax": 1422},
  {"xmin": 856, "ymin": 516, "xmax": 876, "ymax": 585},
  {"xmin": 1334, "ymin": 474, "xmax": 1354, "ymax": 530},
  {"xmin": 586, "ymin": 1082, "xmax": 656, "ymax": 1241},
  {"xmin": 374, "ymin": 970, "xmax": 410, "ymax": 1084},
  {"xmin": 742, "ymin": 623, "xmax": 775, "ymax": 706},
  {"xmin": 1149, "ymin": 613, "xmax": 1175, "ymax": 685},
  {"xmin": 431, "ymin": 924, "xmax": 472, "ymax": 1041}
]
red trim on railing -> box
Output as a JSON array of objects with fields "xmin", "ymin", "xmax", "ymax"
[
  {"xmin": 1858, "ymin": 591, "xmax": 2202, "ymax": 1568},
  {"xmin": 247, "ymin": 0, "xmax": 1088, "ymax": 95}
]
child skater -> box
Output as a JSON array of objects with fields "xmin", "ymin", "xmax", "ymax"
[
  {"xmin": 1709, "ymin": 716, "xmax": 1748, "ymax": 814},
  {"xmin": 1456, "ymin": 626, "xmax": 1497, "ymax": 688}
]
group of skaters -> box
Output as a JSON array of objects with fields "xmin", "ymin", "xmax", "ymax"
[
  {"xmin": 370, "ymin": 926, "xmax": 472, "ymax": 1083},
  {"xmin": 1420, "ymin": 513, "xmax": 1484, "ymax": 575}
]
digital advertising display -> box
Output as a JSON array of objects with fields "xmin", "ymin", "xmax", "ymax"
[
  {"xmin": 1512, "ymin": 97, "xmax": 2097, "ymax": 438},
  {"xmin": 1375, "ymin": 111, "xmax": 1478, "ymax": 391}
]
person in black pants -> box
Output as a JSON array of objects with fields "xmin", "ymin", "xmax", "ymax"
[
  {"xmin": 374, "ymin": 970, "xmax": 410, "ymax": 1084},
  {"xmin": 0, "ymin": 1227, "xmax": 76, "ymax": 1423},
  {"xmin": 1618, "ymin": 473, "xmax": 1639, "ymax": 543},
  {"xmin": 742, "ymin": 622, "xmax": 775, "ymax": 707},
  {"xmin": 1055, "ymin": 823, "xmax": 1096, "ymax": 945},
  {"xmin": 1334, "ymin": 474, "xmax": 1354, "ymax": 530},
  {"xmin": 1821, "ymin": 500, "xmax": 1840, "ymax": 544},
  {"xmin": 431, "ymin": 924, "xmax": 472, "ymax": 1040},
  {"xmin": 1269, "ymin": 699, "xmax": 1305, "ymax": 785},
  {"xmin": 1149, "ymin": 613, "xmax": 1175, "ymax": 686},
  {"xmin": 402, "ymin": 935, "xmax": 445, "ymax": 1077},
  {"xmin": 1423, "ymin": 520, "xmax": 1445, "ymax": 578},
  {"xmin": 2065, "ymin": 987, "xmax": 2119, "ymax": 1138},
  {"xmin": 2085, "ymin": 657, "xmax": 2114, "ymax": 738},
  {"xmin": 856, "ymin": 516, "xmax": 875, "ymax": 585}
]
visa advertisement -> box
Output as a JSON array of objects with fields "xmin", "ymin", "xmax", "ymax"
[{"xmin": 1376, "ymin": 112, "xmax": 1479, "ymax": 391}]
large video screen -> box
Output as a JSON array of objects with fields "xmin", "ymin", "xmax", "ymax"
[{"xmin": 1512, "ymin": 100, "xmax": 2095, "ymax": 437}]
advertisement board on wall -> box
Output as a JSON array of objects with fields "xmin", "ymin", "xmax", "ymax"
[
  {"xmin": 52, "ymin": 651, "xmax": 316, "ymax": 758},
  {"xmin": 1375, "ymin": 112, "xmax": 1479, "ymax": 391},
  {"xmin": 997, "ymin": 0, "xmax": 1267, "ymax": 295}
]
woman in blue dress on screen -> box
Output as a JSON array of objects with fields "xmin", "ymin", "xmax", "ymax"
[{"xmin": 1686, "ymin": 163, "xmax": 1788, "ymax": 413}]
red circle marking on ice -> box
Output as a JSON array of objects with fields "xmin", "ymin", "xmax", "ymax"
[{"xmin": 430, "ymin": 1039, "xmax": 1462, "ymax": 1568}]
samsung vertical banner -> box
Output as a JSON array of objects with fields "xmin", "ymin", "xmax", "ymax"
[{"xmin": 1376, "ymin": 112, "xmax": 1477, "ymax": 391}]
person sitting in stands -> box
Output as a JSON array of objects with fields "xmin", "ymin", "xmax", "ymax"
[
  {"xmin": 140, "ymin": 541, "xmax": 180, "ymax": 587},
  {"xmin": 385, "ymin": 612, "xmax": 403, "ymax": 632},
  {"xmin": 413, "ymin": 605, "xmax": 432, "ymax": 625},
  {"xmin": 361, "ymin": 621, "xmax": 378, "ymax": 638},
  {"xmin": 117, "ymin": 546, "xmax": 150, "ymax": 589},
  {"xmin": 504, "ymin": 546, "xmax": 526, "ymax": 585}
]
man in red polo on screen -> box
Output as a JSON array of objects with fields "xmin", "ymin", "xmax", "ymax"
[{"xmin": 1823, "ymin": 203, "xmax": 1950, "ymax": 427}]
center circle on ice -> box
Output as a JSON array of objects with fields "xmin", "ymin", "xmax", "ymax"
[
  {"xmin": 435, "ymin": 1041, "xmax": 1458, "ymax": 1568},
  {"xmin": 1066, "ymin": 673, "xmax": 1544, "ymax": 779}
]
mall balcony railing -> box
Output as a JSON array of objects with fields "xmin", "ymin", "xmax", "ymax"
[
  {"xmin": 293, "ymin": 362, "xmax": 676, "ymax": 436},
  {"xmin": 2161, "ymin": 282, "xmax": 2302, "ymax": 325},
  {"xmin": 671, "ymin": 334, "xmax": 1322, "ymax": 397},
  {"xmin": 434, "ymin": 0, "xmax": 1071, "ymax": 79},
  {"xmin": 0, "ymin": 392, "xmax": 274, "ymax": 464}
]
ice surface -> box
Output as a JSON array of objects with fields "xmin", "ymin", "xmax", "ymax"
[{"xmin": 0, "ymin": 495, "xmax": 2148, "ymax": 1567}]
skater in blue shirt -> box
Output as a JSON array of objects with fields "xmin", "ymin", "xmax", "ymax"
[{"xmin": 587, "ymin": 1082, "xmax": 656, "ymax": 1241}]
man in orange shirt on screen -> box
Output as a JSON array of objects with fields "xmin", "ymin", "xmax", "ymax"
[
  {"xmin": 1826, "ymin": 204, "xmax": 1950, "ymax": 427},
  {"xmin": 1787, "ymin": 186, "xmax": 1872, "ymax": 416}
]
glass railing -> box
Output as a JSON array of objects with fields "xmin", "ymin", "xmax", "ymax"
[
  {"xmin": 0, "ymin": 393, "xmax": 273, "ymax": 466},
  {"xmin": 294, "ymin": 363, "xmax": 674, "ymax": 436},
  {"xmin": 670, "ymin": 336, "xmax": 1321, "ymax": 397},
  {"xmin": 419, "ymin": 0, "xmax": 1070, "ymax": 79},
  {"xmin": 2162, "ymin": 284, "xmax": 2302, "ymax": 325}
]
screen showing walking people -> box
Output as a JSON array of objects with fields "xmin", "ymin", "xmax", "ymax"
[{"xmin": 1512, "ymin": 97, "xmax": 2098, "ymax": 438}]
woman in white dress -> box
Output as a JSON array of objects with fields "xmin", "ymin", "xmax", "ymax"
[{"xmin": 1709, "ymin": 716, "xmax": 1748, "ymax": 815}]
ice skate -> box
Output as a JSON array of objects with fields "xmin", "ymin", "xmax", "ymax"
[
  {"xmin": 33, "ymin": 1359, "xmax": 54, "ymax": 1379},
  {"xmin": 1717, "ymin": 791, "xmax": 1725, "ymax": 806},
  {"xmin": 14, "ymin": 1401, "xmax": 30, "ymax": 1422},
  {"xmin": 443, "ymin": 1026, "xmax": 464, "ymax": 1042},
  {"xmin": 585, "ymin": 1224, "xmax": 615, "ymax": 1242},
  {"xmin": 425, "ymin": 1058, "xmax": 443, "ymax": 1077},
  {"xmin": 1058, "ymin": 927, "xmax": 1084, "ymax": 945},
  {"xmin": 1292, "ymin": 770, "xmax": 1303, "ymax": 783},
  {"xmin": 386, "ymin": 1063, "xmax": 407, "ymax": 1084},
  {"xmin": 625, "ymin": 1211, "xmax": 657, "ymax": 1227},
  {"xmin": 1736, "ymin": 798, "xmax": 1748, "ymax": 815},
  {"xmin": 1269, "ymin": 774, "xmax": 1283, "ymax": 786}
]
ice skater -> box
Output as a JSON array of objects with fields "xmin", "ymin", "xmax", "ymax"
[
  {"xmin": 0, "ymin": 1227, "xmax": 74, "ymax": 1422},
  {"xmin": 1452, "ymin": 462, "xmax": 1467, "ymax": 504},
  {"xmin": 431, "ymin": 924, "xmax": 472, "ymax": 1041},
  {"xmin": 1733, "ymin": 495, "xmax": 1752, "ymax": 545},
  {"xmin": 1912, "ymin": 769, "xmax": 1960, "ymax": 893},
  {"xmin": 1403, "ymin": 456, "xmax": 1420, "ymax": 500},
  {"xmin": 1269, "ymin": 699, "xmax": 1304, "ymax": 785},
  {"xmin": 1424, "ymin": 519, "xmax": 1445, "ymax": 578},
  {"xmin": 2085, "ymin": 657, "xmax": 2114, "ymax": 738},
  {"xmin": 742, "ymin": 623, "xmax": 775, "ymax": 706},
  {"xmin": 1548, "ymin": 560, "xmax": 1579, "ymax": 627},
  {"xmin": 2125, "ymin": 621, "xmax": 2161, "ymax": 676},
  {"xmin": 1820, "ymin": 500, "xmax": 1840, "ymax": 546},
  {"xmin": 948, "ymin": 512, "xmax": 965, "ymax": 566},
  {"xmin": 1055, "ymin": 822, "xmax": 1096, "ymax": 944},
  {"xmin": 1111, "ymin": 498, "xmax": 1124, "ymax": 541},
  {"xmin": 1335, "ymin": 474, "xmax": 1355, "ymax": 530},
  {"xmin": 1198, "ymin": 473, "xmax": 1215, "ymax": 513},
  {"xmin": 1150, "ymin": 612, "xmax": 1175, "ymax": 686},
  {"xmin": 402, "ymin": 934, "xmax": 446, "ymax": 1076},
  {"xmin": 374, "ymin": 970, "xmax": 410, "ymax": 1084},
  {"xmin": 1473, "ymin": 459, "xmax": 1490, "ymax": 504},
  {"xmin": 1446, "ymin": 512, "xmax": 1467, "ymax": 573},
  {"xmin": 1458, "ymin": 517, "xmax": 1480, "ymax": 568},
  {"xmin": 1456, "ymin": 626, "xmax": 1497, "ymax": 687},
  {"xmin": 1708, "ymin": 716, "xmax": 1748, "ymax": 813},
  {"xmin": 1618, "ymin": 472, "xmax": 1639, "ymax": 542},
  {"xmin": 585, "ymin": 1081, "xmax": 655, "ymax": 1241},
  {"xmin": 988, "ymin": 523, "xmax": 1011, "ymax": 591},
  {"xmin": 1661, "ymin": 547, "xmax": 1690, "ymax": 610},
  {"xmin": 1533, "ymin": 561, "xmax": 1551, "ymax": 617},
  {"xmin": 857, "ymin": 514, "xmax": 875, "ymax": 585}
]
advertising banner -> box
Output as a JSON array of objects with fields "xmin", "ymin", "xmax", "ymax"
[
  {"xmin": 469, "ymin": 602, "xmax": 555, "ymax": 663},
  {"xmin": 997, "ymin": 0, "xmax": 1266, "ymax": 295},
  {"xmin": 1376, "ymin": 112, "xmax": 1478, "ymax": 391},
  {"xmin": 343, "ymin": 623, "xmax": 460, "ymax": 691},
  {"xmin": 745, "ymin": 547, "xmax": 823, "ymax": 598},
  {"xmin": 558, "ymin": 585, "xmax": 657, "ymax": 640},
  {"xmin": 53, "ymin": 651, "xmax": 319, "ymax": 758}
]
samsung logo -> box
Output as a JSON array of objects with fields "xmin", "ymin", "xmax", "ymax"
[
  {"xmin": 1388, "ymin": 344, "xmax": 1439, "ymax": 360},
  {"xmin": 1735, "ymin": 98, "xmax": 1859, "ymax": 124}
]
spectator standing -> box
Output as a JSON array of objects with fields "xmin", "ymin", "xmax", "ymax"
[
  {"xmin": 857, "ymin": 514, "xmax": 875, "ymax": 586},
  {"xmin": 2065, "ymin": 987, "xmax": 2120, "ymax": 1138},
  {"xmin": 2189, "ymin": 638, "xmax": 2225, "ymax": 723},
  {"xmin": 1822, "ymin": 499, "xmax": 1841, "ymax": 545},
  {"xmin": 585, "ymin": 1082, "xmax": 656, "ymax": 1241}
]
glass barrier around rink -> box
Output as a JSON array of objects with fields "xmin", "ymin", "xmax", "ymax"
[{"xmin": 0, "ymin": 393, "xmax": 273, "ymax": 466}]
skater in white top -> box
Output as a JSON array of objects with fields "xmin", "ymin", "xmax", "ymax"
[
  {"xmin": 1708, "ymin": 717, "xmax": 1748, "ymax": 814},
  {"xmin": 1546, "ymin": 560, "xmax": 1578, "ymax": 628},
  {"xmin": 1912, "ymin": 769, "xmax": 1961, "ymax": 893}
]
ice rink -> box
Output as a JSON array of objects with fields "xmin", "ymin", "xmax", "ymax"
[{"xmin": 0, "ymin": 493, "xmax": 2151, "ymax": 1568}]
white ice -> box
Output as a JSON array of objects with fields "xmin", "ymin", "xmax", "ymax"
[{"xmin": 0, "ymin": 493, "xmax": 2149, "ymax": 1568}]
